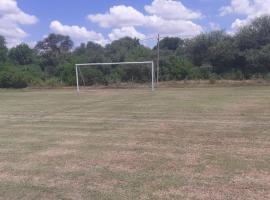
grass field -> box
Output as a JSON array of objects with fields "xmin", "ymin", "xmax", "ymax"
[{"xmin": 0, "ymin": 86, "xmax": 270, "ymax": 199}]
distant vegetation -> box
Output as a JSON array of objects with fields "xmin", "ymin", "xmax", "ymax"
[{"xmin": 1, "ymin": 16, "xmax": 270, "ymax": 88}]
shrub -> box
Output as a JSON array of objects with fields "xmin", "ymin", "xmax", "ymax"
[
  {"xmin": 189, "ymin": 64, "xmax": 213, "ymax": 80},
  {"xmin": 264, "ymin": 73, "xmax": 270, "ymax": 81},
  {"xmin": 105, "ymin": 72, "xmax": 121, "ymax": 85},
  {"xmin": 44, "ymin": 78, "xmax": 61, "ymax": 88},
  {"xmin": 222, "ymin": 70, "xmax": 244, "ymax": 80},
  {"xmin": 161, "ymin": 56, "xmax": 195, "ymax": 80},
  {"xmin": 0, "ymin": 70, "xmax": 28, "ymax": 88},
  {"xmin": 209, "ymin": 73, "xmax": 218, "ymax": 84}
]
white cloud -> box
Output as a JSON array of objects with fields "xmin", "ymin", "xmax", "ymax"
[
  {"xmin": 146, "ymin": 15, "xmax": 202, "ymax": 37},
  {"xmin": 220, "ymin": 0, "xmax": 270, "ymax": 31},
  {"xmin": 209, "ymin": 22, "xmax": 221, "ymax": 31},
  {"xmin": 108, "ymin": 26, "xmax": 145, "ymax": 41},
  {"xmin": 88, "ymin": 5, "xmax": 145, "ymax": 28},
  {"xmin": 88, "ymin": 0, "xmax": 203, "ymax": 38},
  {"xmin": 220, "ymin": 0, "xmax": 252, "ymax": 16},
  {"xmin": 231, "ymin": 18, "xmax": 249, "ymax": 30},
  {"xmin": 145, "ymin": 0, "xmax": 202, "ymax": 20},
  {"xmin": 49, "ymin": 20, "xmax": 108, "ymax": 46},
  {"xmin": 0, "ymin": 0, "xmax": 38, "ymax": 47}
]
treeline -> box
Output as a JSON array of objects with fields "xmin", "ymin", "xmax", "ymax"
[{"xmin": 1, "ymin": 16, "xmax": 270, "ymax": 88}]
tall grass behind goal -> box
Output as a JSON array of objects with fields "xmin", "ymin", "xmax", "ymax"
[{"xmin": 75, "ymin": 61, "xmax": 155, "ymax": 92}]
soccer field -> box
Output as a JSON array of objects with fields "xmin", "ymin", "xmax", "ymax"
[{"xmin": 0, "ymin": 87, "xmax": 270, "ymax": 199}]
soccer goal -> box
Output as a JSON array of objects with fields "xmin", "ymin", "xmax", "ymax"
[{"xmin": 75, "ymin": 61, "xmax": 155, "ymax": 92}]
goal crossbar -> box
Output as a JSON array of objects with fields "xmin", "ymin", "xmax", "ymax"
[{"xmin": 75, "ymin": 61, "xmax": 155, "ymax": 92}]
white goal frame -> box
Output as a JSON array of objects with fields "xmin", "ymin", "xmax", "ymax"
[{"xmin": 75, "ymin": 61, "xmax": 155, "ymax": 92}]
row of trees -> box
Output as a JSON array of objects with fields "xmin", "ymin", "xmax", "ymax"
[{"xmin": 1, "ymin": 16, "xmax": 270, "ymax": 88}]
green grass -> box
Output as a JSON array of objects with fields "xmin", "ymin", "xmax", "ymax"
[{"xmin": 0, "ymin": 87, "xmax": 270, "ymax": 199}]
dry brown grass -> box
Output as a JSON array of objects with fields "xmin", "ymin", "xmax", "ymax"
[{"xmin": 0, "ymin": 86, "xmax": 270, "ymax": 199}]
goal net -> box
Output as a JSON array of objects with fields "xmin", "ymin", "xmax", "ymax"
[{"xmin": 75, "ymin": 61, "xmax": 155, "ymax": 92}]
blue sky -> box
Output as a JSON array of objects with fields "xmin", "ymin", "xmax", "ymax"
[{"xmin": 1, "ymin": 0, "xmax": 269, "ymax": 47}]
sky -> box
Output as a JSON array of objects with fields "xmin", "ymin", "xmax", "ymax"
[{"xmin": 1, "ymin": 0, "xmax": 270, "ymax": 47}]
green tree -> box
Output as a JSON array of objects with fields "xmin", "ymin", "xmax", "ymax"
[
  {"xmin": 209, "ymin": 37, "xmax": 238, "ymax": 74},
  {"xmin": 234, "ymin": 16, "xmax": 270, "ymax": 77},
  {"xmin": 156, "ymin": 37, "xmax": 184, "ymax": 51},
  {"xmin": 0, "ymin": 36, "xmax": 8, "ymax": 64},
  {"xmin": 236, "ymin": 16, "xmax": 270, "ymax": 51},
  {"xmin": 35, "ymin": 34, "xmax": 74, "ymax": 75},
  {"xmin": 0, "ymin": 68, "xmax": 27, "ymax": 88},
  {"xmin": 105, "ymin": 37, "xmax": 142, "ymax": 62},
  {"xmin": 74, "ymin": 41, "xmax": 106, "ymax": 63},
  {"xmin": 245, "ymin": 44, "xmax": 270, "ymax": 75},
  {"xmin": 160, "ymin": 56, "xmax": 195, "ymax": 80},
  {"xmin": 9, "ymin": 44, "xmax": 35, "ymax": 65},
  {"xmin": 185, "ymin": 31, "xmax": 228, "ymax": 66},
  {"xmin": 35, "ymin": 34, "xmax": 73, "ymax": 55}
]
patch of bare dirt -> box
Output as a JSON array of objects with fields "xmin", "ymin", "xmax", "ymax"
[
  {"xmin": 50, "ymin": 150, "xmax": 156, "ymax": 174},
  {"xmin": 37, "ymin": 148, "xmax": 76, "ymax": 158},
  {"xmin": 58, "ymin": 139, "xmax": 83, "ymax": 146},
  {"xmin": 152, "ymin": 170, "xmax": 270, "ymax": 199},
  {"xmin": 87, "ymin": 179, "xmax": 123, "ymax": 192},
  {"xmin": 153, "ymin": 188, "xmax": 183, "ymax": 199},
  {"xmin": 234, "ymin": 146, "xmax": 270, "ymax": 157},
  {"xmin": 172, "ymin": 172, "xmax": 270, "ymax": 200},
  {"xmin": 183, "ymin": 152, "xmax": 201, "ymax": 167},
  {"xmin": 159, "ymin": 80, "xmax": 270, "ymax": 88},
  {"xmin": 201, "ymin": 165, "xmax": 224, "ymax": 178},
  {"xmin": 0, "ymin": 171, "xmax": 27, "ymax": 183},
  {"xmin": 15, "ymin": 137, "xmax": 42, "ymax": 144},
  {"xmin": 233, "ymin": 171, "xmax": 270, "ymax": 188},
  {"xmin": 108, "ymin": 151, "xmax": 151, "ymax": 173}
]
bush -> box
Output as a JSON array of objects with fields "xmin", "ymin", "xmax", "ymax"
[
  {"xmin": 161, "ymin": 56, "xmax": 195, "ymax": 80},
  {"xmin": 0, "ymin": 70, "xmax": 28, "ymax": 88},
  {"xmin": 43, "ymin": 78, "xmax": 61, "ymax": 88},
  {"xmin": 209, "ymin": 73, "xmax": 218, "ymax": 84},
  {"xmin": 21, "ymin": 67, "xmax": 43, "ymax": 87},
  {"xmin": 222, "ymin": 70, "xmax": 244, "ymax": 80},
  {"xmin": 80, "ymin": 68, "xmax": 105, "ymax": 85},
  {"xmin": 264, "ymin": 73, "xmax": 270, "ymax": 81},
  {"xmin": 105, "ymin": 71, "xmax": 122, "ymax": 85},
  {"xmin": 189, "ymin": 64, "xmax": 213, "ymax": 80}
]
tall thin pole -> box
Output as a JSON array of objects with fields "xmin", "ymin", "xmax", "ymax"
[
  {"xmin": 157, "ymin": 33, "xmax": 160, "ymax": 85},
  {"xmin": 152, "ymin": 61, "xmax": 155, "ymax": 91},
  {"xmin": 75, "ymin": 65, "xmax": 80, "ymax": 93}
]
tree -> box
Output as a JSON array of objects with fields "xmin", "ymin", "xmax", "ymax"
[
  {"xmin": 244, "ymin": 44, "xmax": 270, "ymax": 75},
  {"xmin": 209, "ymin": 37, "xmax": 238, "ymax": 74},
  {"xmin": 0, "ymin": 67, "xmax": 28, "ymax": 88},
  {"xmin": 35, "ymin": 34, "xmax": 74, "ymax": 75},
  {"xmin": 236, "ymin": 16, "xmax": 270, "ymax": 51},
  {"xmin": 155, "ymin": 37, "xmax": 184, "ymax": 51},
  {"xmin": 105, "ymin": 37, "xmax": 141, "ymax": 62},
  {"xmin": 9, "ymin": 44, "xmax": 35, "ymax": 65},
  {"xmin": 160, "ymin": 56, "xmax": 195, "ymax": 80},
  {"xmin": 74, "ymin": 41, "xmax": 105, "ymax": 63},
  {"xmin": 35, "ymin": 34, "xmax": 73, "ymax": 55},
  {"xmin": 0, "ymin": 36, "xmax": 8, "ymax": 64},
  {"xmin": 233, "ymin": 16, "xmax": 270, "ymax": 77},
  {"xmin": 185, "ymin": 31, "xmax": 228, "ymax": 66}
]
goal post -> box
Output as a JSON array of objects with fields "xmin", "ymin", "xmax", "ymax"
[{"xmin": 75, "ymin": 61, "xmax": 155, "ymax": 92}]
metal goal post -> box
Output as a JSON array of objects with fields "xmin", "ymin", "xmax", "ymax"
[{"xmin": 75, "ymin": 61, "xmax": 155, "ymax": 92}]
